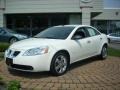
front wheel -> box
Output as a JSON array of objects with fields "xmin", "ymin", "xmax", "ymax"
[
  {"xmin": 99, "ymin": 45, "xmax": 108, "ymax": 60},
  {"xmin": 50, "ymin": 52, "xmax": 69, "ymax": 76}
]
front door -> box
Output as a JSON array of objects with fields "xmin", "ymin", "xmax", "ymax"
[{"xmin": 69, "ymin": 27, "xmax": 92, "ymax": 63}]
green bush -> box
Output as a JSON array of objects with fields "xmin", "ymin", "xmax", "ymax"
[
  {"xmin": 7, "ymin": 80, "xmax": 21, "ymax": 90},
  {"xmin": 0, "ymin": 43, "xmax": 10, "ymax": 52}
]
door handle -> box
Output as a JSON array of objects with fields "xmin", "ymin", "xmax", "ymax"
[
  {"xmin": 100, "ymin": 38, "xmax": 102, "ymax": 40},
  {"xmin": 87, "ymin": 40, "xmax": 91, "ymax": 43}
]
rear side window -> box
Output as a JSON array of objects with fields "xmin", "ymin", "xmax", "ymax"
[{"xmin": 86, "ymin": 27, "xmax": 100, "ymax": 37}]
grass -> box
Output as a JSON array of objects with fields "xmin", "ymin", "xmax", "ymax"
[
  {"xmin": 0, "ymin": 76, "xmax": 20, "ymax": 90},
  {"xmin": 0, "ymin": 43, "xmax": 10, "ymax": 52},
  {"xmin": 108, "ymin": 47, "xmax": 120, "ymax": 57},
  {"xmin": 7, "ymin": 80, "xmax": 21, "ymax": 90},
  {"xmin": 0, "ymin": 52, "xmax": 4, "ymax": 59},
  {"xmin": 0, "ymin": 42, "xmax": 10, "ymax": 59}
]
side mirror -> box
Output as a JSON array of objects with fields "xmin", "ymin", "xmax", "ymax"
[{"xmin": 72, "ymin": 35, "xmax": 82, "ymax": 40}]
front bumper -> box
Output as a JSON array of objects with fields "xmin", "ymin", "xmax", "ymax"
[{"xmin": 5, "ymin": 50, "xmax": 52, "ymax": 72}]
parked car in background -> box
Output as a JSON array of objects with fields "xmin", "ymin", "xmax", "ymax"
[
  {"xmin": 5, "ymin": 25, "xmax": 108, "ymax": 76},
  {"xmin": 0, "ymin": 27, "xmax": 28, "ymax": 44},
  {"xmin": 107, "ymin": 32, "xmax": 120, "ymax": 43}
]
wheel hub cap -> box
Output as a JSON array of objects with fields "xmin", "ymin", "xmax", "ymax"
[
  {"xmin": 55, "ymin": 55, "xmax": 67, "ymax": 74},
  {"xmin": 102, "ymin": 47, "xmax": 107, "ymax": 58}
]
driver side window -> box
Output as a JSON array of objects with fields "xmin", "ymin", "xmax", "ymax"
[{"xmin": 72, "ymin": 28, "xmax": 88, "ymax": 39}]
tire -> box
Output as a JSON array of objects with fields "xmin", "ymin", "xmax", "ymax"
[
  {"xmin": 9, "ymin": 37, "xmax": 18, "ymax": 44},
  {"xmin": 99, "ymin": 45, "xmax": 108, "ymax": 60},
  {"xmin": 50, "ymin": 52, "xmax": 69, "ymax": 76},
  {"xmin": 108, "ymin": 38, "xmax": 110, "ymax": 43}
]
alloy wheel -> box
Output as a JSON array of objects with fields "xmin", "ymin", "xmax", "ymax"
[
  {"xmin": 10, "ymin": 38, "xmax": 18, "ymax": 44},
  {"xmin": 54, "ymin": 55, "xmax": 67, "ymax": 74},
  {"xmin": 102, "ymin": 46, "xmax": 107, "ymax": 59}
]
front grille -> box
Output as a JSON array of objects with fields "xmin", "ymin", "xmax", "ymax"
[
  {"xmin": 11, "ymin": 64, "xmax": 33, "ymax": 70},
  {"xmin": 6, "ymin": 58, "xmax": 33, "ymax": 71}
]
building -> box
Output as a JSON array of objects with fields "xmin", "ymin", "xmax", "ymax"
[{"xmin": 0, "ymin": 0, "xmax": 120, "ymax": 36}]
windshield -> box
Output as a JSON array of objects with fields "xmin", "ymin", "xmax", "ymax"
[
  {"xmin": 34, "ymin": 26, "xmax": 75, "ymax": 39},
  {"xmin": 3, "ymin": 28, "xmax": 17, "ymax": 33}
]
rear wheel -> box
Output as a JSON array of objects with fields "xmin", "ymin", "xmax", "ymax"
[
  {"xmin": 9, "ymin": 37, "xmax": 18, "ymax": 44},
  {"xmin": 50, "ymin": 52, "xmax": 69, "ymax": 76},
  {"xmin": 99, "ymin": 45, "xmax": 108, "ymax": 60}
]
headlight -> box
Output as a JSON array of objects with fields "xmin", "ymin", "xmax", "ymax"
[{"xmin": 23, "ymin": 46, "xmax": 49, "ymax": 56}]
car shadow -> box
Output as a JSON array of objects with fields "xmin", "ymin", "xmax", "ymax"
[
  {"xmin": 69, "ymin": 56, "xmax": 101, "ymax": 70},
  {"xmin": 9, "ymin": 69, "xmax": 51, "ymax": 79},
  {"xmin": 9, "ymin": 56, "xmax": 101, "ymax": 78}
]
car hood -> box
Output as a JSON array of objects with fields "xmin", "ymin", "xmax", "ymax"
[
  {"xmin": 9, "ymin": 38, "xmax": 64, "ymax": 50},
  {"xmin": 12, "ymin": 33, "xmax": 28, "ymax": 38}
]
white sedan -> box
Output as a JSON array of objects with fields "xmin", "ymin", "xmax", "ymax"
[{"xmin": 5, "ymin": 25, "xmax": 108, "ymax": 76}]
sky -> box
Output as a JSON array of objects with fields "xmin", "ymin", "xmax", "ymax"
[{"xmin": 104, "ymin": 0, "xmax": 120, "ymax": 8}]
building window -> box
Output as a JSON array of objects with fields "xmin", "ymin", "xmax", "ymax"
[
  {"xmin": 91, "ymin": 20, "xmax": 120, "ymax": 34},
  {"xmin": 6, "ymin": 14, "xmax": 68, "ymax": 36}
]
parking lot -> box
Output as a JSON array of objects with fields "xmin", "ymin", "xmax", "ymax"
[{"xmin": 0, "ymin": 56, "xmax": 120, "ymax": 90}]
